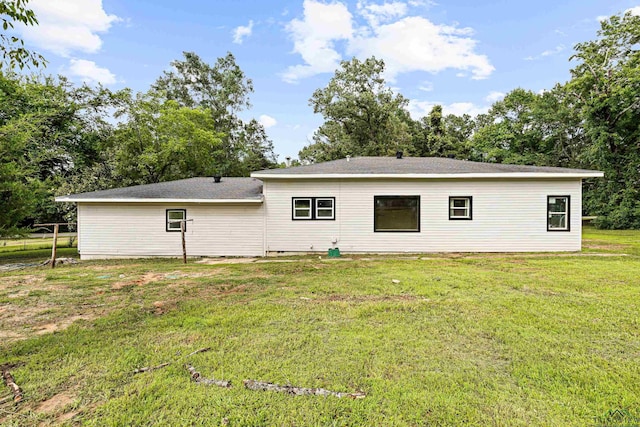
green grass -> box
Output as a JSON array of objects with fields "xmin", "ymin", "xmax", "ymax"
[{"xmin": 0, "ymin": 229, "xmax": 639, "ymax": 426}]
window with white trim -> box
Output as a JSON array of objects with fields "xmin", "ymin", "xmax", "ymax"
[
  {"xmin": 292, "ymin": 198, "xmax": 312, "ymax": 219},
  {"xmin": 547, "ymin": 196, "xmax": 570, "ymax": 231},
  {"xmin": 166, "ymin": 209, "xmax": 186, "ymax": 232},
  {"xmin": 449, "ymin": 197, "xmax": 472, "ymax": 220},
  {"xmin": 292, "ymin": 197, "xmax": 335, "ymax": 220}
]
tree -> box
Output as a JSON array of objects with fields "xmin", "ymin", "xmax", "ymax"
[
  {"xmin": 410, "ymin": 105, "xmax": 474, "ymax": 159},
  {"xmin": 566, "ymin": 12, "xmax": 640, "ymax": 228},
  {"xmin": 300, "ymin": 57, "xmax": 411, "ymax": 163},
  {"xmin": 152, "ymin": 52, "xmax": 276, "ymax": 175},
  {"xmin": 0, "ymin": 72, "xmax": 117, "ymax": 235},
  {"xmin": 471, "ymin": 88, "xmax": 584, "ymax": 167},
  {"xmin": 1, "ymin": 0, "xmax": 46, "ymax": 69},
  {"xmin": 111, "ymin": 92, "xmax": 225, "ymax": 185}
]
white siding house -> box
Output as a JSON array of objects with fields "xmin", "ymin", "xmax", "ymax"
[
  {"xmin": 259, "ymin": 178, "xmax": 582, "ymax": 253},
  {"xmin": 57, "ymin": 156, "xmax": 603, "ymax": 259}
]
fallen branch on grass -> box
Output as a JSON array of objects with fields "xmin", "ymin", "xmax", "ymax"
[
  {"xmin": 185, "ymin": 364, "xmax": 231, "ymax": 388},
  {"xmin": 0, "ymin": 394, "xmax": 14, "ymax": 405},
  {"xmin": 1, "ymin": 369, "xmax": 23, "ymax": 403},
  {"xmin": 242, "ymin": 380, "xmax": 366, "ymax": 399},
  {"xmin": 132, "ymin": 362, "xmax": 170, "ymax": 375},
  {"xmin": 185, "ymin": 347, "xmax": 211, "ymax": 358}
]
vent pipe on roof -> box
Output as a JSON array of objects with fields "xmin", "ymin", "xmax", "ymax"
[
  {"xmin": 213, "ymin": 176, "xmax": 222, "ymax": 183},
  {"xmin": 396, "ymin": 151, "xmax": 403, "ymax": 159}
]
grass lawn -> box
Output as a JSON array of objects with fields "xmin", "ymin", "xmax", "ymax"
[{"xmin": 0, "ymin": 229, "xmax": 639, "ymax": 426}]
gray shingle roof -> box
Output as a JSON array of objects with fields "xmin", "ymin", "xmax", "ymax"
[
  {"xmin": 252, "ymin": 156, "xmax": 602, "ymax": 176},
  {"xmin": 57, "ymin": 177, "xmax": 263, "ymax": 201}
]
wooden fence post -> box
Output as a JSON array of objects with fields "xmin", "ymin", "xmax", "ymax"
[
  {"xmin": 51, "ymin": 224, "xmax": 59, "ymax": 268},
  {"xmin": 181, "ymin": 221, "xmax": 187, "ymax": 264}
]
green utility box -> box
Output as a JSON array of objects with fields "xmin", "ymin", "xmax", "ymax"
[{"xmin": 328, "ymin": 248, "xmax": 341, "ymax": 258}]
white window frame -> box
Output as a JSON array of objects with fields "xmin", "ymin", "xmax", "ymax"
[
  {"xmin": 547, "ymin": 195, "xmax": 570, "ymax": 231},
  {"xmin": 449, "ymin": 197, "xmax": 472, "ymax": 220},
  {"xmin": 166, "ymin": 209, "xmax": 186, "ymax": 232},
  {"xmin": 315, "ymin": 198, "xmax": 335, "ymax": 220},
  {"xmin": 292, "ymin": 198, "xmax": 312, "ymax": 220}
]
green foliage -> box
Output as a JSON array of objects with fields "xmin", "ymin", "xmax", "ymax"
[
  {"xmin": 410, "ymin": 105, "xmax": 474, "ymax": 159},
  {"xmin": 0, "ymin": 0, "xmax": 46, "ymax": 69},
  {"xmin": 111, "ymin": 92, "xmax": 225, "ymax": 184},
  {"xmin": 566, "ymin": 12, "xmax": 640, "ymax": 228},
  {"xmin": 0, "ymin": 73, "xmax": 114, "ymax": 235},
  {"xmin": 472, "ymin": 88, "xmax": 585, "ymax": 166},
  {"xmin": 301, "ymin": 57, "xmax": 412, "ymax": 163},
  {"xmin": 153, "ymin": 51, "xmax": 276, "ymax": 175}
]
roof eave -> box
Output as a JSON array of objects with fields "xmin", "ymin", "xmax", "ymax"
[
  {"xmin": 55, "ymin": 197, "xmax": 264, "ymax": 204},
  {"xmin": 250, "ymin": 172, "xmax": 604, "ymax": 179}
]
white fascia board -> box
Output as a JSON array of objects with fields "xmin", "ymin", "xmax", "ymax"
[
  {"xmin": 55, "ymin": 197, "xmax": 263, "ymax": 204},
  {"xmin": 250, "ymin": 172, "xmax": 604, "ymax": 179}
]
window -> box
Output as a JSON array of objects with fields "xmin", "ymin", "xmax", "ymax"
[
  {"xmin": 292, "ymin": 197, "xmax": 335, "ymax": 220},
  {"xmin": 547, "ymin": 196, "xmax": 570, "ymax": 231},
  {"xmin": 315, "ymin": 198, "xmax": 335, "ymax": 219},
  {"xmin": 374, "ymin": 196, "xmax": 420, "ymax": 232},
  {"xmin": 449, "ymin": 196, "xmax": 472, "ymax": 220},
  {"xmin": 166, "ymin": 209, "xmax": 186, "ymax": 232},
  {"xmin": 292, "ymin": 198, "xmax": 312, "ymax": 219}
]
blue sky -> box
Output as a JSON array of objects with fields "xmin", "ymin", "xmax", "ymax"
[{"xmin": 15, "ymin": 0, "xmax": 639, "ymax": 160}]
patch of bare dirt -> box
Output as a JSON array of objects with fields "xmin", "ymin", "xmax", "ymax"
[
  {"xmin": 151, "ymin": 300, "xmax": 177, "ymax": 315},
  {"xmin": 34, "ymin": 315, "xmax": 94, "ymax": 335},
  {"xmin": 0, "ymin": 275, "xmax": 45, "ymax": 292},
  {"xmin": 583, "ymin": 241, "xmax": 629, "ymax": 251},
  {"xmin": 37, "ymin": 391, "xmax": 75, "ymax": 413}
]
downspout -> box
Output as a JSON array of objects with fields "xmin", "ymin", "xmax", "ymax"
[{"xmin": 262, "ymin": 180, "xmax": 268, "ymax": 257}]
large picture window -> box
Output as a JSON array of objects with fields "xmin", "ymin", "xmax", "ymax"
[
  {"xmin": 292, "ymin": 197, "xmax": 335, "ymax": 220},
  {"xmin": 449, "ymin": 196, "xmax": 472, "ymax": 220},
  {"xmin": 166, "ymin": 209, "xmax": 186, "ymax": 232},
  {"xmin": 374, "ymin": 196, "xmax": 420, "ymax": 232},
  {"xmin": 547, "ymin": 196, "xmax": 570, "ymax": 231}
]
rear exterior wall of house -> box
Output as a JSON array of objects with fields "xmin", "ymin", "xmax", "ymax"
[
  {"xmin": 77, "ymin": 202, "xmax": 264, "ymax": 259},
  {"xmin": 262, "ymin": 178, "xmax": 582, "ymax": 253}
]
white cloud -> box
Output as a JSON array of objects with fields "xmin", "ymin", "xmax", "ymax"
[
  {"xmin": 258, "ymin": 114, "xmax": 278, "ymax": 128},
  {"xmin": 66, "ymin": 59, "xmax": 116, "ymax": 85},
  {"xmin": 349, "ymin": 16, "xmax": 493, "ymax": 81},
  {"xmin": 282, "ymin": 0, "xmax": 493, "ymax": 83},
  {"xmin": 408, "ymin": 89, "xmax": 504, "ymax": 119},
  {"xmin": 524, "ymin": 44, "xmax": 565, "ymax": 61},
  {"xmin": 626, "ymin": 6, "xmax": 640, "ymax": 16},
  {"xmin": 17, "ymin": 0, "xmax": 120, "ymax": 57},
  {"xmin": 233, "ymin": 20, "xmax": 254, "ymax": 44},
  {"xmin": 596, "ymin": 15, "xmax": 609, "ymax": 22},
  {"xmin": 282, "ymin": 0, "xmax": 354, "ymax": 83},
  {"xmin": 408, "ymin": 99, "xmax": 487, "ymax": 118},
  {"xmin": 418, "ymin": 80, "xmax": 433, "ymax": 92},
  {"xmin": 485, "ymin": 91, "xmax": 505, "ymax": 103},
  {"xmin": 357, "ymin": 1, "xmax": 408, "ymax": 27}
]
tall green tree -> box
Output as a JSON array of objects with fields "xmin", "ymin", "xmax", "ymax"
[
  {"xmin": 152, "ymin": 52, "xmax": 276, "ymax": 175},
  {"xmin": 471, "ymin": 88, "xmax": 584, "ymax": 167},
  {"xmin": 410, "ymin": 105, "xmax": 474, "ymax": 159},
  {"xmin": 1, "ymin": 0, "xmax": 46, "ymax": 69},
  {"xmin": 567, "ymin": 12, "xmax": 640, "ymax": 228},
  {"xmin": 0, "ymin": 73, "xmax": 114, "ymax": 234},
  {"xmin": 111, "ymin": 92, "xmax": 225, "ymax": 185},
  {"xmin": 300, "ymin": 57, "xmax": 411, "ymax": 163}
]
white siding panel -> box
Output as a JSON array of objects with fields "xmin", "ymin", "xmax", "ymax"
[
  {"xmin": 264, "ymin": 179, "xmax": 582, "ymax": 253},
  {"xmin": 78, "ymin": 203, "xmax": 264, "ymax": 259}
]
